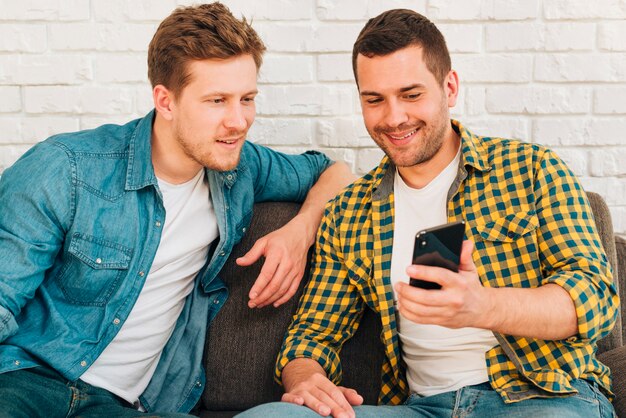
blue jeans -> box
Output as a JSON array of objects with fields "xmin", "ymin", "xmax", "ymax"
[
  {"xmin": 0, "ymin": 366, "xmax": 194, "ymax": 418},
  {"xmin": 238, "ymin": 380, "xmax": 616, "ymax": 418}
]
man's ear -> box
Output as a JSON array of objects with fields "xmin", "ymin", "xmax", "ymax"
[
  {"xmin": 153, "ymin": 85, "xmax": 175, "ymax": 121},
  {"xmin": 444, "ymin": 70, "xmax": 460, "ymax": 108}
]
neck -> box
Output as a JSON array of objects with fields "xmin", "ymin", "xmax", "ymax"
[
  {"xmin": 397, "ymin": 128, "xmax": 460, "ymax": 189},
  {"xmin": 151, "ymin": 113, "xmax": 203, "ymax": 184}
]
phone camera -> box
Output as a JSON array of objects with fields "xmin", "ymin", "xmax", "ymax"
[{"xmin": 420, "ymin": 240, "xmax": 427, "ymax": 247}]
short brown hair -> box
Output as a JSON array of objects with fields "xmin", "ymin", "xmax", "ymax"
[
  {"xmin": 352, "ymin": 9, "xmax": 451, "ymax": 86},
  {"xmin": 147, "ymin": 2, "xmax": 266, "ymax": 97}
]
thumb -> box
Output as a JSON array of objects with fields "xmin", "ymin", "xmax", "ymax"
[
  {"xmin": 236, "ymin": 238, "xmax": 266, "ymax": 266},
  {"xmin": 458, "ymin": 239, "xmax": 476, "ymax": 273}
]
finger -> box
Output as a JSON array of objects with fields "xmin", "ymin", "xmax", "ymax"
[
  {"xmin": 339, "ymin": 387, "xmax": 364, "ymax": 406},
  {"xmin": 248, "ymin": 256, "xmax": 280, "ymax": 306},
  {"xmin": 273, "ymin": 272, "xmax": 304, "ymax": 307},
  {"xmin": 406, "ymin": 264, "xmax": 453, "ymax": 289},
  {"xmin": 281, "ymin": 392, "xmax": 304, "ymax": 405},
  {"xmin": 236, "ymin": 238, "xmax": 266, "ymax": 267},
  {"xmin": 310, "ymin": 387, "xmax": 353, "ymax": 418},
  {"xmin": 251, "ymin": 258, "xmax": 292, "ymax": 308},
  {"xmin": 458, "ymin": 239, "xmax": 477, "ymax": 273},
  {"xmin": 258, "ymin": 267, "xmax": 295, "ymax": 308},
  {"xmin": 394, "ymin": 282, "xmax": 445, "ymax": 307},
  {"xmin": 297, "ymin": 390, "xmax": 332, "ymax": 417}
]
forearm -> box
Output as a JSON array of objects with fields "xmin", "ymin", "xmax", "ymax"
[
  {"xmin": 294, "ymin": 161, "xmax": 356, "ymax": 246},
  {"xmin": 282, "ymin": 358, "xmax": 328, "ymax": 392},
  {"xmin": 482, "ymin": 283, "xmax": 578, "ymax": 340}
]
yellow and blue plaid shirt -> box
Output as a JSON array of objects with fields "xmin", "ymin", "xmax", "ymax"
[{"xmin": 276, "ymin": 120, "xmax": 619, "ymax": 404}]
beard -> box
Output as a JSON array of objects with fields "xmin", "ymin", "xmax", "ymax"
[
  {"xmin": 369, "ymin": 95, "xmax": 451, "ymax": 168},
  {"xmin": 175, "ymin": 126, "xmax": 244, "ymax": 172}
]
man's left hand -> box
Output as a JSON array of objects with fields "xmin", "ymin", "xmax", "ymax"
[
  {"xmin": 394, "ymin": 240, "xmax": 492, "ymax": 329},
  {"xmin": 236, "ymin": 217, "xmax": 312, "ymax": 308}
]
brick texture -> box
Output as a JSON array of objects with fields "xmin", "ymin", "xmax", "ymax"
[{"xmin": 0, "ymin": 0, "xmax": 624, "ymax": 236}]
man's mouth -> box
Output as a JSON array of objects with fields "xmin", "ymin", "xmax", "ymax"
[{"xmin": 387, "ymin": 128, "xmax": 418, "ymax": 140}]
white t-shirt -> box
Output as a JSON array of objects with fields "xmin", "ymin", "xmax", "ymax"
[
  {"xmin": 390, "ymin": 148, "xmax": 498, "ymax": 397},
  {"xmin": 81, "ymin": 169, "xmax": 219, "ymax": 404}
]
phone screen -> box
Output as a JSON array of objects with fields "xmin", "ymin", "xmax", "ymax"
[{"xmin": 410, "ymin": 221, "xmax": 465, "ymax": 289}]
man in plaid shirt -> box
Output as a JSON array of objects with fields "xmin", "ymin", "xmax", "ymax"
[{"xmin": 240, "ymin": 8, "xmax": 619, "ymax": 418}]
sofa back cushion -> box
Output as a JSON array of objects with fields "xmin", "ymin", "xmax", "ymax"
[{"xmin": 202, "ymin": 202, "xmax": 384, "ymax": 411}]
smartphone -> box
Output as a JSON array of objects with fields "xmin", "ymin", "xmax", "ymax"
[{"xmin": 410, "ymin": 221, "xmax": 465, "ymax": 290}]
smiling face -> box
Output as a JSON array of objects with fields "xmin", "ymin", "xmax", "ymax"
[
  {"xmin": 356, "ymin": 45, "xmax": 459, "ymax": 178},
  {"xmin": 166, "ymin": 55, "xmax": 258, "ymax": 173}
]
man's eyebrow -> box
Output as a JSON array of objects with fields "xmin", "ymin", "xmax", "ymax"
[
  {"xmin": 360, "ymin": 84, "xmax": 426, "ymax": 97},
  {"xmin": 200, "ymin": 89, "xmax": 258, "ymax": 99}
]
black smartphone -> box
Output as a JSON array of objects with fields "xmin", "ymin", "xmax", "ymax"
[{"xmin": 410, "ymin": 221, "xmax": 465, "ymax": 290}]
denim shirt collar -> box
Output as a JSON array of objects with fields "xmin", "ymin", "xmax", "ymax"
[{"xmin": 125, "ymin": 110, "xmax": 158, "ymax": 191}]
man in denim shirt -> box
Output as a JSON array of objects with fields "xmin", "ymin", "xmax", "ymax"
[{"xmin": 0, "ymin": 3, "xmax": 353, "ymax": 417}]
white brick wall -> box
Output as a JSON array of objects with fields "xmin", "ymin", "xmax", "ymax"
[{"xmin": 0, "ymin": 0, "xmax": 624, "ymax": 237}]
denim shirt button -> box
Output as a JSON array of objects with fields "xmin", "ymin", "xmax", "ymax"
[
  {"xmin": 139, "ymin": 271, "xmax": 145, "ymax": 277},
  {"xmin": 80, "ymin": 360, "xmax": 87, "ymax": 367},
  {"xmin": 95, "ymin": 258, "xmax": 102, "ymax": 264},
  {"xmin": 242, "ymin": 227, "xmax": 247, "ymax": 233},
  {"xmin": 155, "ymin": 221, "xmax": 162, "ymax": 227},
  {"xmin": 195, "ymin": 381, "xmax": 202, "ymax": 387},
  {"xmin": 219, "ymin": 251, "xmax": 225, "ymax": 257},
  {"xmin": 213, "ymin": 299, "xmax": 219, "ymax": 305},
  {"xmin": 14, "ymin": 360, "xmax": 20, "ymax": 366},
  {"xmin": 226, "ymin": 174, "xmax": 233, "ymax": 180},
  {"xmin": 113, "ymin": 318, "xmax": 121, "ymax": 325}
]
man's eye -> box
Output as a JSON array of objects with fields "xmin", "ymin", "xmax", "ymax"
[
  {"xmin": 208, "ymin": 98, "xmax": 224, "ymax": 104},
  {"xmin": 405, "ymin": 94, "xmax": 420, "ymax": 100},
  {"xmin": 242, "ymin": 97, "xmax": 255, "ymax": 103},
  {"xmin": 366, "ymin": 98, "xmax": 382, "ymax": 104}
]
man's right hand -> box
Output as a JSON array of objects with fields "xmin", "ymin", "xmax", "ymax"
[{"xmin": 282, "ymin": 358, "xmax": 363, "ymax": 418}]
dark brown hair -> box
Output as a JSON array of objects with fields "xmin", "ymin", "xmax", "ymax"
[
  {"xmin": 147, "ymin": 2, "xmax": 266, "ymax": 97},
  {"xmin": 352, "ymin": 9, "xmax": 451, "ymax": 86}
]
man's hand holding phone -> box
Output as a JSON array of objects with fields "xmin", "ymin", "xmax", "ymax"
[{"xmin": 394, "ymin": 223, "xmax": 492, "ymax": 330}]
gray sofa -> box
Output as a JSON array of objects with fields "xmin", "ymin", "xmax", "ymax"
[{"xmin": 198, "ymin": 192, "xmax": 625, "ymax": 417}]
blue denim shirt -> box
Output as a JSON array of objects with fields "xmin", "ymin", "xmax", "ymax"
[{"xmin": 0, "ymin": 110, "xmax": 332, "ymax": 412}]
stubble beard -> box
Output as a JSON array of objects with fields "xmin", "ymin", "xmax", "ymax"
[{"xmin": 175, "ymin": 127, "xmax": 243, "ymax": 172}]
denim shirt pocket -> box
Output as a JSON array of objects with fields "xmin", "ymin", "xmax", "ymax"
[{"xmin": 56, "ymin": 233, "xmax": 132, "ymax": 306}]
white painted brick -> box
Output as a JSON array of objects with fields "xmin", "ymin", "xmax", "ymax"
[
  {"xmin": 0, "ymin": 145, "xmax": 31, "ymax": 173},
  {"xmin": 256, "ymin": 23, "xmax": 314, "ymax": 52},
  {"xmin": 0, "ymin": 87, "xmax": 21, "ymax": 112},
  {"xmin": 21, "ymin": 116, "xmax": 80, "ymax": 143},
  {"xmin": 357, "ymin": 148, "xmax": 385, "ymax": 174},
  {"xmin": 317, "ymin": 54, "xmax": 353, "ymax": 82},
  {"xmin": 594, "ymin": 87, "xmax": 626, "ymax": 114},
  {"xmin": 316, "ymin": 118, "xmax": 371, "ymax": 147},
  {"xmin": 0, "ymin": 119, "xmax": 22, "ymax": 144},
  {"xmin": 50, "ymin": 23, "xmax": 156, "ymax": 52},
  {"xmin": 439, "ymin": 24, "xmax": 482, "ymax": 53},
  {"xmin": 544, "ymin": 23, "xmax": 596, "ymax": 52},
  {"xmin": 135, "ymin": 87, "xmax": 154, "ymax": 115},
  {"xmin": 80, "ymin": 115, "xmax": 143, "ymax": 130},
  {"xmin": 486, "ymin": 87, "xmax": 590, "ymax": 114},
  {"xmin": 93, "ymin": 0, "xmax": 178, "ymax": 22},
  {"xmin": 0, "ymin": 0, "xmax": 89, "ymax": 21},
  {"xmin": 367, "ymin": 0, "xmax": 428, "ymax": 17},
  {"xmin": 94, "ymin": 55, "xmax": 148, "ymax": 83},
  {"xmin": 453, "ymin": 55, "xmax": 532, "ymax": 83},
  {"xmin": 429, "ymin": 0, "xmax": 539, "ymax": 21},
  {"xmin": 319, "ymin": 85, "xmax": 357, "ymax": 116},
  {"xmin": 533, "ymin": 119, "xmax": 626, "ymax": 146},
  {"xmin": 610, "ymin": 207, "xmax": 626, "ymax": 236},
  {"xmin": 0, "ymin": 25, "xmax": 47, "ymax": 53},
  {"xmin": 599, "ymin": 22, "xmax": 626, "ymax": 51},
  {"xmin": 218, "ymin": 0, "xmax": 314, "ymax": 21},
  {"xmin": 590, "ymin": 149, "xmax": 626, "ymax": 177},
  {"xmin": 465, "ymin": 87, "xmax": 485, "ymax": 116},
  {"xmin": 486, "ymin": 23, "xmax": 543, "ymax": 52},
  {"xmin": 462, "ymin": 118, "xmax": 530, "ymax": 141},
  {"xmin": 580, "ymin": 177, "xmax": 626, "ymax": 207},
  {"xmin": 310, "ymin": 24, "xmax": 364, "ymax": 53},
  {"xmin": 25, "ymin": 86, "xmax": 133, "ymax": 115},
  {"xmin": 550, "ymin": 147, "xmax": 588, "ymax": 177},
  {"xmin": 256, "ymin": 85, "xmax": 320, "ymax": 115},
  {"xmin": 0, "ymin": 55, "xmax": 92, "ymax": 86},
  {"xmin": 247, "ymin": 117, "xmax": 313, "ymax": 145},
  {"xmin": 534, "ymin": 54, "xmax": 626, "ymax": 82},
  {"xmin": 259, "ymin": 55, "xmax": 315, "ymax": 84},
  {"xmin": 544, "ymin": 0, "xmax": 626, "ymax": 19},
  {"xmin": 317, "ymin": 0, "xmax": 426, "ymax": 21}
]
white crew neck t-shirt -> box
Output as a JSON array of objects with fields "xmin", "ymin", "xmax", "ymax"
[
  {"xmin": 81, "ymin": 169, "xmax": 219, "ymax": 404},
  {"xmin": 390, "ymin": 148, "xmax": 498, "ymax": 397}
]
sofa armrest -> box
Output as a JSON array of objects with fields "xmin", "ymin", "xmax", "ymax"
[{"xmin": 598, "ymin": 346, "xmax": 626, "ymax": 417}]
